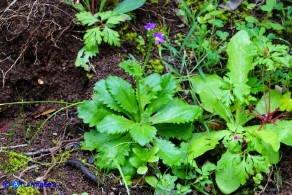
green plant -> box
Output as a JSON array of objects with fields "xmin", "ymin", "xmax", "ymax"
[
  {"xmin": 72, "ymin": 0, "xmax": 146, "ymax": 71},
  {"xmin": 160, "ymin": 0, "xmax": 227, "ymax": 76},
  {"xmin": 244, "ymin": 0, "xmax": 284, "ymax": 31},
  {"xmin": 190, "ymin": 30, "xmax": 292, "ymax": 194},
  {"xmin": 77, "ymin": 25, "xmax": 202, "ymax": 187}
]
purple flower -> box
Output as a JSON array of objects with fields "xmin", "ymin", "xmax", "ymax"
[
  {"xmin": 234, "ymin": 135, "xmax": 239, "ymax": 140},
  {"xmin": 144, "ymin": 23, "xmax": 156, "ymax": 31},
  {"xmin": 153, "ymin": 32, "xmax": 165, "ymax": 44}
]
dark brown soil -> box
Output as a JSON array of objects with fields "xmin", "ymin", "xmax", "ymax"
[{"xmin": 0, "ymin": 0, "xmax": 291, "ymax": 195}]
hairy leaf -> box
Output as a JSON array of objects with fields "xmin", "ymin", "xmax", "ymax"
[
  {"xmin": 149, "ymin": 99, "xmax": 202, "ymax": 124},
  {"xmin": 106, "ymin": 76, "xmax": 138, "ymax": 114},
  {"xmin": 98, "ymin": 115, "xmax": 134, "ymax": 134}
]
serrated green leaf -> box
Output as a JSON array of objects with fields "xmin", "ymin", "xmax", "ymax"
[
  {"xmin": 279, "ymin": 92, "xmax": 292, "ymax": 112},
  {"xmin": 113, "ymin": 0, "xmax": 146, "ymax": 14},
  {"xmin": 95, "ymin": 136, "xmax": 131, "ymax": 169},
  {"xmin": 94, "ymin": 80, "xmax": 124, "ymax": 112},
  {"xmin": 106, "ymin": 76, "xmax": 138, "ymax": 114},
  {"xmin": 96, "ymin": 11, "xmax": 114, "ymax": 21},
  {"xmin": 77, "ymin": 98, "xmax": 113, "ymax": 128},
  {"xmin": 106, "ymin": 14, "xmax": 131, "ymax": 25},
  {"xmin": 98, "ymin": 115, "xmax": 135, "ymax": 134},
  {"xmin": 119, "ymin": 60, "xmax": 142, "ymax": 77},
  {"xmin": 102, "ymin": 27, "xmax": 120, "ymax": 46},
  {"xmin": 156, "ymin": 138, "xmax": 182, "ymax": 166},
  {"xmin": 191, "ymin": 75, "xmax": 233, "ymax": 123},
  {"xmin": 149, "ymin": 99, "xmax": 202, "ymax": 124},
  {"xmin": 81, "ymin": 130, "xmax": 121, "ymax": 151},
  {"xmin": 147, "ymin": 74, "xmax": 177, "ymax": 113},
  {"xmin": 139, "ymin": 74, "xmax": 162, "ymax": 109},
  {"xmin": 156, "ymin": 123, "xmax": 193, "ymax": 140},
  {"xmin": 84, "ymin": 27, "xmax": 102, "ymax": 50},
  {"xmin": 76, "ymin": 11, "xmax": 98, "ymax": 26},
  {"xmin": 129, "ymin": 123, "xmax": 157, "ymax": 146},
  {"xmin": 75, "ymin": 47, "xmax": 98, "ymax": 71}
]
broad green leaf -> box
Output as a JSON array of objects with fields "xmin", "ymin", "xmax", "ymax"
[
  {"xmin": 156, "ymin": 138, "xmax": 182, "ymax": 166},
  {"xmin": 191, "ymin": 75, "xmax": 233, "ymax": 123},
  {"xmin": 94, "ymin": 80, "xmax": 124, "ymax": 112},
  {"xmin": 106, "ymin": 14, "xmax": 131, "ymax": 25},
  {"xmin": 95, "ymin": 136, "xmax": 131, "ymax": 169},
  {"xmin": 273, "ymin": 120, "xmax": 292, "ymax": 146},
  {"xmin": 147, "ymin": 74, "xmax": 177, "ymax": 113},
  {"xmin": 102, "ymin": 27, "xmax": 120, "ymax": 46},
  {"xmin": 145, "ymin": 176, "xmax": 158, "ymax": 188},
  {"xmin": 139, "ymin": 74, "xmax": 162, "ymax": 109},
  {"xmin": 149, "ymin": 99, "xmax": 202, "ymax": 124},
  {"xmin": 279, "ymin": 92, "xmax": 292, "ymax": 112},
  {"xmin": 226, "ymin": 30, "xmax": 254, "ymax": 103},
  {"xmin": 256, "ymin": 129, "xmax": 280, "ymax": 151},
  {"xmin": 77, "ymin": 98, "xmax": 113, "ymax": 128},
  {"xmin": 129, "ymin": 156, "xmax": 143, "ymax": 168},
  {"xmin": 81, "ymin": 130, "xmax": 121, "ymax": 151},
  {"xmin": 156, "ymin": 123, "xmax": 193, "ymax": 140},
  {"xmin": 137, "ymin": 166, "xmax": 148, "ymax": 174},
  {"xmin": 113, "ymin": 0, "xmax": 146, "ymax": 14},
  {"xmin": 129, "ymin": 123, "xmax": 157, "ymax": 146},
  {"xmin": 119, "ymin": 60, "xmax": 142, "ymax": 77},
  {"xmin": 255, "ymin": 89, "xmax": 282, "ymax": 115},
  {"xmin": 122, "ymin": 161, "xmax": 136, "ymax": 178},
  {"xmin": 84, "ymin": 27, "xmax": 102, "ymax": 50},
  {"xmin": 76, "ymin": 11, "xmax": 98, "ymax": 26},
  {"xmin": 262, "ymin": 20, "xmax": 284, "ymax": 30},
  {"xmin": 215, "ymin": 152, "xmax": 241, "ymax": 194},
  {"xmin": 245, "ymin": 16, "xmax": 259, "ymax": 23},
  {"xmin": 188, "ymin": 131, "xmax": 228, "ymax": 160},
  {"xmin": 106, "ymin": 76, "xmax": 138, "ymax": 114},
  {"xmin": 98, "ymin": 115, "xmax": 134, "ymax": 134},
  {"xmin": 261, "ymin": 0, "xmax": 276, "ymax": 12}
]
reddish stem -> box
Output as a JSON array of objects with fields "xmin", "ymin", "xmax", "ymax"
[{"xmin": 91, "ymin": 0, "xmax": 95, "ymax": 15}]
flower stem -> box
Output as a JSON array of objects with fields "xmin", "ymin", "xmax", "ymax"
[{"xmin": 141, "ymin": 38, "xmax": 153, "ymax": 72}]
